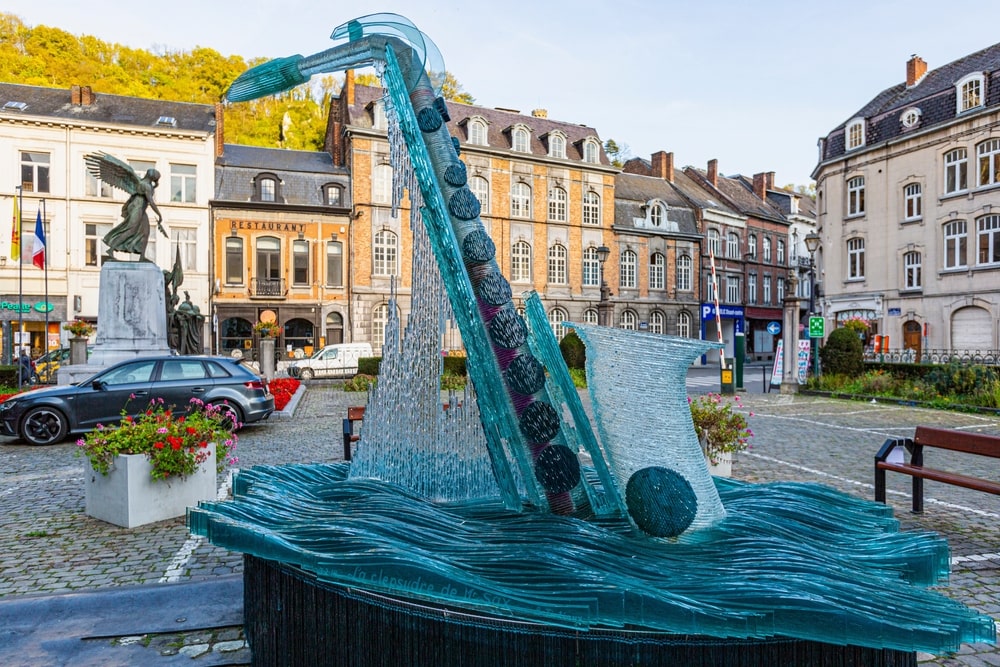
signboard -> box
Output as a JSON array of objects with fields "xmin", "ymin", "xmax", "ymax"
[
  {"xmin": 766, "ymin": 321, "xmax": 781, "ymax": 335},
  {"xmin": 808, "ymin": 316, "xmax": 824, "ymax": 338},
  {"xmin": 888, "ymin": 307, "xmax": 901, "ymax": 316},
  {"xmin": 770, "ymin": 339, "xmax": 811, "ymax": 386},
  {"xmin": 700, "ymin": 303, "xmax": 745, "ymax": 321}
]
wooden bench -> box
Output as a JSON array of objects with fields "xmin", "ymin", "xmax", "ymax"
[
  {"xmin": 342, "ymin": 406, "xmax": 366, "ymax": 461},
  {"xmin": 874, "ymin": 426, "xmax": 1000, "ymax": 512}
]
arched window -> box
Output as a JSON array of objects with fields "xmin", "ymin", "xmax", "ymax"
[
  {"xmin": 469, "ymin": 119, "xmax": 487, "ymax": 145},
  {"xmin": 547, "ymin": 243, "xmax": 567, "ymax": 284},
  {"xmin": 511, "ymin": 241, "xmax": 532, "ymax": 282},
  {"xmin": 904, "ymin": 183, "xmax": 922, "ymax": 220},
  {"xmin": 650, "ymin": 203, "xmax": 664, "ymax": 227},
  {"xmin": 325, "ymin": 312, "xmax": 344, "ymax": 345},
  {"xmin": 762, "ymin": 236, "xmax": 772, "ymax": 261},
  {"xmin": 220, "ymin": 317, "xmax": 253, "ymax": 357},
  {"xmin": 582, "ymin": 191, "xmax": 600, "ymax": 226},
  {"xmin": 513, "ymin": 127, "xmax": 530, "ymax": 153},
  {"xmin": 707, "ymin": 229, "xmax": 721, "ymax": 257},
  {"xmin": 903, "ymin": 251, "xmax": 922, "ymax": 289},
  {"xmin": 583, "ymin": 309, "xmax": 598, "ymax": 325},
  {"xmin": 511, "ymin": 182, "xmax": 531, "ymax": 218},
  {"xmin": 548, "ymin": 186, "xmax": 567, "ymax": 222},
  {"xmin": 373, "ymin": 229, "xmax": 398, "ymax": 276},
  {"xmin": 620, "ymin": 310, "xmax": 637, "ymax": 330},
  {"xmin": 549, "ymin": 135, "xmax": 566, "ymax": 158},
  {"xmin": 776, "ymin": 239, "xmax": 786, "ymax": 264},
  {"xmin": 548, "ymin": 307, "xmax": 568, "ymax": 340},
  {"xmin": 649, "ymin": 310, "xmax": 664, "ymax": 334},
  {"xmin": 372, "ymin": 303, "xmax": 389, "ymax": 351},
  {"xmin": 583, "ymin": 140, "xmax": 599, "ymax": 164},
  {"xmin": 747, "ymin": 234, "xmax": 757, "ymax": 258},
  {"xmin": 620, "ymin": 249, "xmax": 637, "ymax": 289},
  {"xmin": 677, "ymin": 311, "xmax": 691, "ymax": 337},
  {"xmin": 582, "ymin": 246, "xmax": 600, "ymax": 286},
  {"xmin": 258, "ymin": 176, "xmax": 277, "ymax": 202},
  {"xmin": 727, "ymin": 232, "xmax": 740, "ymax": 258},
  {"xmin": 469, "ymin": 175, "xmax": 489, "ymax": 213},
  {"xmin": 283, "ymin": 318, "xmax": 315, "ymax": 356},
  {"xmin": 649, "ymin": 252, "xmax": 665, "ymax": 290},
  {"xmin": 676, "ymin": 254, "xmax": 692, "ymax": 291},
  {"xmin": 255, "ymin": 237, "xmax": 281, "ymax": 295}
]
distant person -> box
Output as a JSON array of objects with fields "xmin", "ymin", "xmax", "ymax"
[{"xmin": 18, "ymin": 350, "xmax": 33, "ymax": 385}]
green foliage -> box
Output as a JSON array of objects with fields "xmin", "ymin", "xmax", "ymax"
[
  {"xmin": 357, "ymin": 357, "xmax": 382, "ymax": 376},
  {"xmin": 559, "ymin": 330, "xmax": 586, "ymax": 370},
  {"xmin": 439, "ymin": 71, "xmax": 475, "ymax": 104},
  {"xmin": 819, "ymin": 327, "xmax": 864, "ymax": 376},
  {"xmin": 603, "ymin": 138, "xmax": 631, "ymax": 167},
  {"xmin": 688, "ymin": 393, "xmax": 753, "ymax": 465},
  {"xmin": 442, "ymin": 356, "xmax": 467, "ymax": 377},
  {"xmin": 568, "ymin": 368, "xmax": 587, "ymax": 388},
  {"xmin": 440, "ymin": 374, "xmax": 467, "ymax": 391},
  {"xmin": 924, "ymin": 361, "xmax": 997, "ymax": 397}
]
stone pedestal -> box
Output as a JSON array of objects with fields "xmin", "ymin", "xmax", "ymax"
[
  {"xmin": 69, "ymin": 337, "xmax": 89, "ymax": 365},
  {"xmin": 260, "ymin": 338, "xmax": 276, "ymax": 380}
]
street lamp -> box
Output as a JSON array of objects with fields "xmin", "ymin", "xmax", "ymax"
[
  {"xmin": 804, "ymin": 231, "xmax": 821, "ymax": 377},
  {"xmin": 596, "ymin": 245, "xmax": 613, "ymax": 326}
]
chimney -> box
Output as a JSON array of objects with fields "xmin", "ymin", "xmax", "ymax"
[
  {"xmin": 707, "ymin": 159, "xmax": 718, "ymax": 187},
  {"xmin": 80, "ymin": 86, "xmax": 95, "ymax": 105},
  {"xmin": 70, "ymin": 84, "xmax": 81, "ymax": 105},
  {"xmin": 214, "ymin": 103, "xmax": 225, "ymax": 159},
  {"xmin": 766, "ymin": 171, "xmax": 775, "ymax": 190},
  {"xmin": 906, "ymin": 55, "xmax": 927, "ymax": 88},
  {"xmin": 344, "ymin": 69, "xmax": 355, "ymax": 106},
  {"xmin": 752, "ymin": 173, "xmax": 767, "ymax": 199},
  {"xmin": 651, "ymin": 151, "xmax": 675, "ymax": 182},
  {"xmin": 531, "ymin": 108, "xmax": 548, "ymax": 118}
]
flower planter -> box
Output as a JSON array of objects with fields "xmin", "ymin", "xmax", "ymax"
[
  {"xmin": 84, "ymin": 443, "xmax": 217, "ymax": 528},
  {"xmin": 707, "ymin": 451, "xmax": 733, "ymax": 478}
]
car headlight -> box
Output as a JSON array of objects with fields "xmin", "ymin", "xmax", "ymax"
[{"xmin": 0, "ymin": 399, "xmax": 17, "ymax": 411}]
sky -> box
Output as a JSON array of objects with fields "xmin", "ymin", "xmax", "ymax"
[{"xmin": 5, "ymin": 0, "xmax": 1000, "ymax": 188}]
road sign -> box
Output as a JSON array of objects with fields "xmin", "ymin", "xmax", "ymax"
[
  {"xmin": 808, "ymin": 316, "xmax": 825, "ymax": 338},
  {"xmin": 766, "ymin": 321, "xmax": 781, "ymax": 335}
]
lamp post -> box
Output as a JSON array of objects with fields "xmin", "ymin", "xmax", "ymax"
[
  {"xmin": 804, "ymin": 231, "xmax": 821, "ymax": 378},
  {"xmin": 596, "ymin": 245, "xmax": 613, "ymax": 327}
]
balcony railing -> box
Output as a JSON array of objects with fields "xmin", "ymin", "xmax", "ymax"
[{"xmin": 251, "ymin": 277, "xmax": 285, "ymax": 298}]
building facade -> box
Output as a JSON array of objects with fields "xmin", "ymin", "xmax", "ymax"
[
  {"xmin": 0, "ymin": 83, "xmax": 215, "ymax": 363},
  {"xmin": 814, "ymin": 48, "xmax": 1000, "ymax": 357}
]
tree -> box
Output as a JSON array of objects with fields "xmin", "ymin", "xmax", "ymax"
[
  {"xmin": 603, "ymin": 139, "xmax": 631, "ymax": 167},
  {"xmin": 439, "ymin": 71, "xmax": 474, "ymax": 104}
]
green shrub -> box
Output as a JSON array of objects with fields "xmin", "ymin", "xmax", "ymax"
[
  {"xmin": 568, "ymin": 368, "xmax": 587, "ymax": 388},
  {"xmin": 440, "ymin": 374, "xmax": 467, "ymax": 391},
  {"xmin": 344, "ymin": 374, "xmax": 376, "ymax": 392},
  {"xmin": 442, "ymin": 356, "xmax": 467, "ymax": 377},
  {"xmin": 559, "ymin": 330, "xmax": 586, "ymax": 370},
  {"xmin": 923, "ymin": 361, "xmax": 996, "ymax": 398},
  {"xmin": 819, "ymin": 327, "xmax": 864, "ymax": 376},
  {"xmin": 357, "ymin": 357, "xmax": 382, "ymax": 376}
]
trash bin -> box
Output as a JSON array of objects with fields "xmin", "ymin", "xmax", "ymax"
[{"xmin": 720, "ymin": 358, "xmax": 736, "ymax": 395}]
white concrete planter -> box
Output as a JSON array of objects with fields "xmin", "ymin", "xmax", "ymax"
[
  {"xmin": 707, "ymin": 451, "xmax": 733, "ymax": 478},
  {"xmin": 84, "ymin": 443, "xmax": 217, "ymax": 528}
]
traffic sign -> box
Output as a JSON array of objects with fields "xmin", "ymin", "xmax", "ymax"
[
  {"xmin": 808, "ymin": 316, "xmax": 825, "ymax": 338},
  {"xmin": 766, "ymin": 321, "xmax": 781, "ymax": 335}
]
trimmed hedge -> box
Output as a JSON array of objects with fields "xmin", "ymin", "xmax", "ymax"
[
  {"xmin": 559, "ymin": 330, "xmax": 586, "ymax": 370},
  {"xmin": 357, "ymin": 357, "xmax": 382, "ymax": 376}
]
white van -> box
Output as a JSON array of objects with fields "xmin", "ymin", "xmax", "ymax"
[{"xmin": 287, "ymin": 343, "xmax": 373, "ymax": 380}]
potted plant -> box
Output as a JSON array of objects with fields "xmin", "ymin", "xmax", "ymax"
[
  {"xmin": 77, "ymin": 396, "xmax": 238, "ymax": 528},
  {"xmin": 63, "ymin": 319, "xmax": 95, "ymax": 338},
  {"xmin": 253, "ymin": 320, "xmax": 280, "ymax": 338},
  {"xmin": 688, "ymin": 392, "xmax": 753, "ymax": 476}
]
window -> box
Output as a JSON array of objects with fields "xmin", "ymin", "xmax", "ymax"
[
  {"xmin": 901, "ymin": 107, "xmax": 921, "ymax": 129},
  {"xmin": 85, "ymin": 160, "xmax": 113, "ymax": 198},
  {"xmin": 677, "ymin": 311, "xmax": 691, "ymax": 338},
  {"xmin": 326, "ymin": 241, "xmax": 343, "ymax": 287},
  {"xmin": 511, "ymin": 241, "xmax": 532, "ymax": 282},
  {"xmin": 20, "ymin": 151, "xmax": 50, "ymax": 193},
  {"xmin": 511, "ymin": 182, "xmax": 531, "ymax": 218},
  {"xmin": 373, "ymin": 229, "xmax": 398, "ymax": 276},
  {"xmin": 256, "ymin": 237, "xmax": 281, "ymax": 283},
  {"xmin": 977, "ymin": 214, "xmax": 1000, "ymax": 265},
  {"xmin": 944, "ymin": 220, "xmax": 968, "ymax": 269},
  {"xmin": 583, "ymin": 191, "xmax": 600, "ymax": 226},
  {"xmin": 649, "ymin": 311, "xmax": 664, "ymax": 334},
  {"xmin": 547, "ymin": 243, "xmax": 567, "ymax": 284},
  {"xmin": 748, "ymin": 273, "xmax": 757, "ymax": 304},
  {"xmin": 548, "ymin": 186, "xmax": 567, "ymax": 222},
  {"xmin": 957, "ymin": 74, "xmax": 984, "ymax": 113},
  {"xmin": 372, "ymin": 101, "xmax": 388, "ymax": 130},
  {"xmin": 373, "ymin": 163, "xmax": 393, "ymax": 204},
  {"xmin": 726, "ymin": 275, "xmax": 740, "ymax": 303},
  {"xmin": 762, "ymin": 236, "xmax": 772, "ymax": 262},
  {"xmin": 904, "ymin": 251, "xmax": 922, "ymax": 289},
  {"xmin": 846, "ymin": 119, "xmax": 865, "ymax": 150},
  {"xmin": 548, "ymin": 307, "xmax": 568, "ymax": 340},
  {"xmin": 620, "ymin": 249, "xmax": 637, "ymax": 289},
  {"xmin": 583, "ymin": 140, "xmax": 599, "ymax": 164},
  {"xmin": 170, "ymin": 163, "xmax": 196, "ymax": 203},
  {"xmin": 583, "ymin": 246, "xmax": 600, "ymax": 287},
  {"xmin": 676, "ymin": 255, "xmax": 692, "ymax": 291},
  {"xmin": 847, "ymin": 176, "xmax": 865, "ymax": 216},
  {"xmin": 469, "ymin": 176, "xmax": 489, "ymax": 214},
  {"xmin": 776, "ymin": 277, "xmax": 785, "ymax": 302},
  {"xmin": 620, "ymin": 310, "xmax": 637, "ymax": 330},
  {"xmin": 977, "ymin": 139, "xmax": 1000, "ymax": 187},
  {"xmin": 85, "ymin": 223, "xmax": 111, "ymax": 266},
  {"xmin": 847, "ymin": 238, "xmax": 865, "ymax": 279},
  {"xmin": 727, "ymin": 232, "xmax": 740, "ymax": 258},
  {"xmin": 372, "ymin": 304, "xmax": 388, "ymax": 350},
  {"xmin": 469, "ymin": 119, "xmax": 487, "ymax": 146},
  {"xmin": 650, "ymin": 203, "xmax": 664, "ymax": 227},
  {"xmin": 259, "ymin": 177, "xmax": 276, "ymax": 202},
  {"xmin": 904, "ymin": 183, "xmax": 922, "ymax": 220},
  {"xmin": 763, "ymin": 275, "xmax": 772, "ymax": 304},
  {"xmin": 944, "ymin": 149, "xmax": 968, "ymax": 194},
  {"xmin": 549, "ymin": 135, "xmax": 566, "ymax": 158},
  {"xmin": 292, "ymin": 239, "xmax": 309, "ymax": 285},
  {"xmin": 171, "ymin": 228, "xmax": 196, "ymax": 271},
  {"xmin": 777, "ymin": 239, "xmax": 785, "ymax": 265},
  {"xmin": 225, "ymin": 237, "xmax": 244, "ymax": 284},
  {"xmin": 707, "ymin": 229, "xmax": 721, "ymax": 257},
  {"xmin": 747, "ymin": 234, "xmax": 757, "ymax": 258},
  {"xmin": 512, "ymin": 127, "xmax": 530, "ymax": 153},
  {"xmin": 325, "ymin": 185, "xmax": 343, "ymax": 206},
  {"xmin": 649, "ymin": 252, "xmax": 665, "ymax": 290},
  {"xmin": 584, "ymin": 309, "xmax": 598, "ymax": 325}
]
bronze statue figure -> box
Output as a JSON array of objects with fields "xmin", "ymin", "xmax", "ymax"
[
  {"xmin": 174, "ymin": 291, "xmax": 205, "ymax": 355},
  {"xmin": 84, "ymin": 152, "xmax": 167, "ymax": 260}
]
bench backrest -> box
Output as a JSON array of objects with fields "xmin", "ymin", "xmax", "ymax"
[{"xmin": 913, "ymin": 426, "xmax": 1000, "ymax": 458}]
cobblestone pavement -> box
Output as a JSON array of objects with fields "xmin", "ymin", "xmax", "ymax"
[{"xmin": 1, "ymin": 379, "xmax": 998, "ymax": 665}]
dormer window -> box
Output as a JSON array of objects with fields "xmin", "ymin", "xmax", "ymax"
[
  {"xmin": 547, "ymin": 133, "xmax": 566, "ymax": 158},
  {"xmin": 254, "ymin": 173, "xmax": 281, "ymax": 203},
  {"xmin": 325, "ymin": 184, "xmax": 343, "ymax": 206},
  {"xmin": 468, "ymin": 118, "xmax": 488, "ymax": 146},
  {"xmin": 900, "ymin": 107, "xmax": 921, "ymax": 129},
  {"xmin": 846, "ymin": 118, "xmax": 865, "ymax": 150},
  {"xmin": 156, "ymin": 116, "xmax": 177, "ymax": 127},
  {"xmin": 956, "ymin": 73, "xmax": 985, "ymax": 114},
  {"xmin": 583, "ymin": 139, "xmax": 600, "ymax": 164},
  {"xmin": 512, "ymin": 126, "xmax": 530, "ymax": 153},
  {"xmin": 3, "ymin": 101, "xmax": 27, "ymax": 112},
  {"xmin": 649, "ymin": 203, "xmax": 664, "ymax": 227}
]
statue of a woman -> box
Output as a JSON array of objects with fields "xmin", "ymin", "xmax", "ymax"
[{"xmin": 84, "ymin": 152, "xmax": 167, "ymax": 260}]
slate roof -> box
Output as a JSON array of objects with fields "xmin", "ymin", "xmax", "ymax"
[
  {"xmin": 0, "ymin": 82, "xmax": 216, "ymax": 133},
  {"xmin": 215, "ymin": 144, "xmax": 349, "ymax": 207},
  {"xmin": 819, "ymin": 43, "xmax": 1000, "ymax": 162},
  {"xmin": 614, "ymin": 171, "xmax": 699, "ymax": 236}
]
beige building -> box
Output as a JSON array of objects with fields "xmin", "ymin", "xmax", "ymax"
[{"xmin": 814, "ymin": 48, "xmax": 1000, "ymax": 357}]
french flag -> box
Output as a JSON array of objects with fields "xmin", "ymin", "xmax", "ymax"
[{"xmin": 31, "ymin": 209, "xmax": 45, "ymax": 270}]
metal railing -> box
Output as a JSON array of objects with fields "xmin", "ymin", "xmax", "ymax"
[
  {"xmin": 251, "ymin": 277, "xmax": 285, "ymax": 297},
  {"xmin": 865, "ymin": 348, "xmax": 1000, "ymax": 365}
]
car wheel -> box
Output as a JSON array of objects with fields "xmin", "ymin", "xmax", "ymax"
[
  {"xmin": 20, "ymin": 406, "xmax": 68, "ymax": 446},
  {"xmin": 300, "ymin": 368, "xmax": 314, "ymax": 381},
  {"xmin": 209, "ymin": 401, "xmax": 244, "ymax": 432}
]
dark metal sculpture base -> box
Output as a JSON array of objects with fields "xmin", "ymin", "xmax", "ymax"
[{"xmin": 244, "ymin": 555, "xmax": 917, "ymax": 667}]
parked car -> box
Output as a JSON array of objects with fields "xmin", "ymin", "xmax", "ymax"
[
  {"xmin": 0, "ymin": 355, "xmax": 274, "ymax": 446},
  {"xmin": 33, "ymin": 346, "xmax": 93, "ymax": 384},
  {"xmin": 286, "ymin": 343, "xmax": 373, "ymax": 380}
]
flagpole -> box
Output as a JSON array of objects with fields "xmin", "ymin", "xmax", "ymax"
[
  {"xmin": 42, "ymin": 199, "xmax": 49, "ymax": 372},
  {"xmin": 16, "ymin": 186, "xmax": 23, "ymax": 390}
]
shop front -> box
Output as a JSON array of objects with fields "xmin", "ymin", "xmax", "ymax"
[
  {"xmin": 699, "ymin": 303, "xmax": 745, "ymax": 365},
  {"xmin": 0, "ymin": 296, "xmax": 68, "ymax": 364},
  {"xmin": 213, "ymin": 304, "xmax": 321, "ymax": 361},
  {"xmin": 745, "ymin": 306, "xmax": 784, "ymax": 363}
]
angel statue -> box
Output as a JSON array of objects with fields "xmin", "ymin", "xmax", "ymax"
[{"xmin": 83, "ymin": 152, "xmax": 167, "ymax": 260}]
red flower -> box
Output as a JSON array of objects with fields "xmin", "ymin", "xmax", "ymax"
[
  {"xmin": 154, "ymin": 441, "xmax": 165, "ymax": 449},
  {"xmin": 199, "ymin": 440, "xmax": 208, "ymax": 448},
  {"xmin": 171, "ymin": 441, "xmax": 182, "ymax": 451},
  {"xmin": 125, "ymin": 416, "xmax": 134, "ymax": 423}
]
